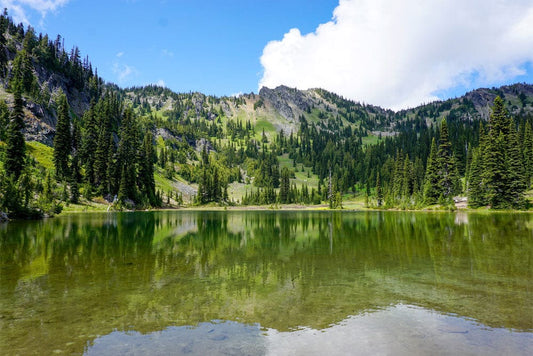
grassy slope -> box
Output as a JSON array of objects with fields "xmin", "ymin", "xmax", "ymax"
[{"xmin": 26, "ymin": 141, "xmax": 54, "ymax": 170}]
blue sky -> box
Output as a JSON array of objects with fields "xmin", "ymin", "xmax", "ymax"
[
  {"xmin": 6, "ymin": 0, "xmax": 338, "ymax": 95},
  {"xmin": 2, "ymin": 0, "xmax": 533, "ymax": 109}
]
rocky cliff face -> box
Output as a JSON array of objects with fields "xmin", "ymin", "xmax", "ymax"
[
  {"xmin": 259, "ymin": 85, "xmax": 314, "ymax": 121},
  {"xmin": 464, "ymin": 83, "xmax": 533, "ymax": 119}
]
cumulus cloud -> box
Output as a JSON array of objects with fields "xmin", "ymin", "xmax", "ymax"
[
  {"xmin": 259, "ymin": 0, "xmax": 533, "ymax": 110},
  {"xmin": 0, "ymin": 0, "xmax": 70, "ymax": 23}
]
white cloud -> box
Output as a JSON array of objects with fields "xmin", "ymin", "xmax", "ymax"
[
  {"xmin": 259, "ymin": 0, "xmax": 533, "ymax": 110},
  {"xmin": 113, "ymin": 62, "xmax": 138, "ymax": 84},
  {"xmin": 155, "ymin": 79, "xmax": 165, "ymax": 87},
  {"xmin": 116, "ymin": 51, "xmax": 124, "ymax": 58},
  {"xmin": 0, "ymin": 0, "xmax": 70, "ymax": 23}
]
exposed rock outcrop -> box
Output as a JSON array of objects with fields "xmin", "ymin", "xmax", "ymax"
[{"xmin": 259, "ymin": 85, "xmax": 313, "ymax": 121}]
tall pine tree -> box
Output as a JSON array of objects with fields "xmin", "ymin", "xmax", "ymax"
[
  {"xmin": 5, "ymin": 83, "xmax": 26, "ymax": 180},
  {"xmin": 138, "ymin": 131, "xmax": 157, "ymax": 206},
  {"xmin": 423, "ymin": 138, "xmax": 439, "ymax": 204},
  {"xmin": 467, "ymin": 147, "xmax": 485, "ymax": 208},
  {"xmin": 53, "ymin": 93, "xmax": 72, "ymax": 180},
  {"xmin": 436, "ymin": 119, "xmax": 460, "ymax": 198},
  {"xmin": 506, "ymin": 121, "xmax": 526, "ymax": 209}
]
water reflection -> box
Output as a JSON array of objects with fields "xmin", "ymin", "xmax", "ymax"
[
  {"xmin": 86, "ymin": 305, "xmax": 532, "ymax": 356},
  {"xmin": 86, "ymin": 321, "xmax": 266, "ymax": 356},
  {"xmin": 0, "ymin": 211, "xmax": 532, "ymax": 355}
]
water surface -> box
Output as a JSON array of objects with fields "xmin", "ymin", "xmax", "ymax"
[{"xmin": 1, "ymin": 211, "xmax": 532, "ymax": 355}]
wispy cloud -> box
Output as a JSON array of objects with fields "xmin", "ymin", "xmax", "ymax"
[
  {"xmin": 116, "ymin": 51, "xmax": 124, "ymax": 58},
  {"xmin": 113, "ymin": 62, "xmax": 138, "ymax": 84},
  {"xmin": 161, "ymin": 49, "xmax": 174, "ymax": 57},
  {"xmin": 0, "ymin": 0, "xmax": 71, "ymax": 24},
  {"xmin": 259, "ymin": 0, "xmax": 533, "ymax": 110}
]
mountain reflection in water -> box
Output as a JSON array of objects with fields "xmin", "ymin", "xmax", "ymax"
[
  {"xmin": 1, "ymin": 211, "xmax": 532, "ymax": 355},
  {"xmin": 86, "ymin": 305, "xmax": 531, "ymax": 356}
]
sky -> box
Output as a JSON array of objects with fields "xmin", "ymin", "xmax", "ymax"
[{"xmin": 1, "ymin": 0, "xmax": 533, "ymax": 110}]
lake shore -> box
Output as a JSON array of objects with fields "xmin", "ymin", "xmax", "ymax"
[{"xmin": 58, "ymin": 199, "xmax": 533, "ymax": 214}]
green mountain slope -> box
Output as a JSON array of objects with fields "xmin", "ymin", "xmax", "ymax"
[{"xmin": 1, "ymin": 12, "xmax": 532, "ymax": 215}]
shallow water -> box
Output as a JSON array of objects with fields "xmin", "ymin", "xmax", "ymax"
[{"xmin": 1, "ymin": 211, "xmax": 532, "ymax": 355}]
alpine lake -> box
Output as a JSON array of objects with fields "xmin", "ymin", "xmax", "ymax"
[{"xmin": 1, "ymin": 210, "xmax": 532, "ymax": 355}]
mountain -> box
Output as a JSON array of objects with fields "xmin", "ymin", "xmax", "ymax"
[
  {"xmin": 121, "ymin": 83, "xmax": 533, "ymax": 144},
  {"xmin": 1, "ymin": 12, "xmax": 532, "ymax": 216}
]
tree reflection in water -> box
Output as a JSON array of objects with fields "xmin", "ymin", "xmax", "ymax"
[{"xmin": 1, "ymin": 211, "xmax": 532, "ymax": 355}]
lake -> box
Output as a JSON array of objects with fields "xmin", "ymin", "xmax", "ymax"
[{"xmin": 1, "ymin": 211, "xmax": 532, "ymax": 355}]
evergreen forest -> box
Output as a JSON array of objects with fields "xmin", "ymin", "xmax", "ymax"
[{"xmin": 0, "ymin": 12, "xmax": 532, "ymax": 219}]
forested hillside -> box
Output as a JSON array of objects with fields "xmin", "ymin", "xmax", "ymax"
[{"xmin": 0, "ymin": 11, "xmax": 532, "ymax": 219}]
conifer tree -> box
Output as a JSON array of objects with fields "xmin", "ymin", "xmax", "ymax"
[
  {"xmin": 139, "ymin": 131, "xmax": 156, "ymax": 205},
  {"xmin": 80, "ymin": 103, "xmax": 98, "ymax": 184},
  {"xmin": 376, "ymin": 172, "xmax": 383, "ymax": 207},
  {"xmin": 10, "ymin": 49, "xmax": 33, "ymax": 94},
  {"xmin": 436, "ymin": 119, "xmax": 460, "ymax": 198},
  {"xmin": 483, "ymin": 132, "xmax": 507, "ymax": 208},
  {"xmin": 117, "ymin": 165, "xmax": 128, "ymax": 204},
  {"xmin": 93, "ymin": 127, "xmax": 109, "ymax": 189},
  {"xmin": 116, "ymin": 107, "xmax": 138, "ymax": 202},
  {"xmin": 0, "ymin": 99, "xmax": 9, "ymax": 141},
  {"xmin": 279, "ymin": 167, "xmax": 290, "ymax": 203},
  {"xmin": 212, "ymin": 167, "xmax": 221, "ymax": 202},
  {"xmin": 423, "ymin": 138, "xmax": 439, "ymax": 204},
  {"xmin": 523, "ymin": 122, "xmax": 533, "ymax": 188},
  {"xmin": 53, "ymin": 93, "xmax": 72, "ymax": 180},
  {"xmin": 467, "ymin": 147, "xmax": 485, "ymax": 208},
  {"xmin": 391, "ymin": 150, "xmax": 404, "ymax": 201},
  {"xmin": 488, "ymin": 96, "xmax": 511, "ymax": 136},
  {"xmin": 70, "ymin": 154, "xmax": 81, "ymax": 204},
  {"xmin": 401, "ymin": 155, "xmax": 413, "ymax": 198},
  {"xmin": 506, "ymin": 121, "xmax": 526, "ymax": 209},
  {"xmin": 5, "ymin": 83, "xmax": 26, "ymax": 180},
  {"xmin": 481, "ymin": 97, "xmax": 524, "ymax": 209}
]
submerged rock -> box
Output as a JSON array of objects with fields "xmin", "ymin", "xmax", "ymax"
[{"xmin": 0, "ymin": 211, "xmax": 9, "ymax": 223}]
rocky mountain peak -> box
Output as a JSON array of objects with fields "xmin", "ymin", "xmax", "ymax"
[{"xmin": 259, "ymin": 85, "xmax": 313, "ymax": 120}]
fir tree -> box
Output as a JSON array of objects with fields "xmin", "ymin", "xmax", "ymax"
[
  {"xmin": 423, "ymin": 138, "xmax": 439, "ymax": 204},
  {"xmin": 116, "ymin": 108, "xmax": 138, "ymax": 202},
  {"xmin": 10, "ymin": 49, "xmax": 33, "ymax": 94},
  {"xmin": 436, "ymin": 119, "xmax": 460, "ymax": 198},
  {"xmin": 279, "ymin": 167, "xmax": 290, "ymax": 203},
  {"xmin": 93, "ymin": 127, "xmax": 109, "ymax": 189},
  {"xmin": 376, "ymin": 172, "xmax": 383, "ymax": 207},
  {"xmin": 401, "ymin": 155, "xmax": 413, "ymax": 198},
  {"xmin": 53, "ymin": 93, "xmax": 72, "ymax": 180},
  {"xmin": 467, "ymin": 147, "xmax": 485, "ymax": 208},
  {"xmin": 488, "ymin": 96, "xmax": 511, "ymax": 137},
  {"xmin": 523, "ymin": 122, "xmax": 533, "ymax": 188},
  {"xmin": 0, "ymin": 99, "xmax": 9, "ymax": 141},
  {"xmin": 70, "ymin": 154, "xmax": 81, "ymax": 204},
  {"xmin": 105, "ymin": 135, "xmax": 116, "ymax": 195},
  {"xmin": 80, "ymin": 103, "xmax": 98, "ymax": 184},
  {"xmin": 483, "ymin": 132, "xmax": 507, "ymax": 208},
  {"xmin": 5, "ymin": 83, "xmax": 26, "ymax": 180},
  {"xmin": 117, "ymin": 165, "xmax": 128, "ymax": 204},
  {"xmin": 138, "ymin": 131, "xmax": 157, "ymax": 205},
  {"xmin": 506, "ymin": 121, "xmax": 526, "ymax": 209}
]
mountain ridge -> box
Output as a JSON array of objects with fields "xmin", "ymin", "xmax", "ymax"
[{"xmin": 1, "ymin": 12, "xmax": 532, "ymax": 215}]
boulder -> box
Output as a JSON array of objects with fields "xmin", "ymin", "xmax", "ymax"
[{"xmin": 0, "ymin": 211, "xmax": 9, "ymax": 223}]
